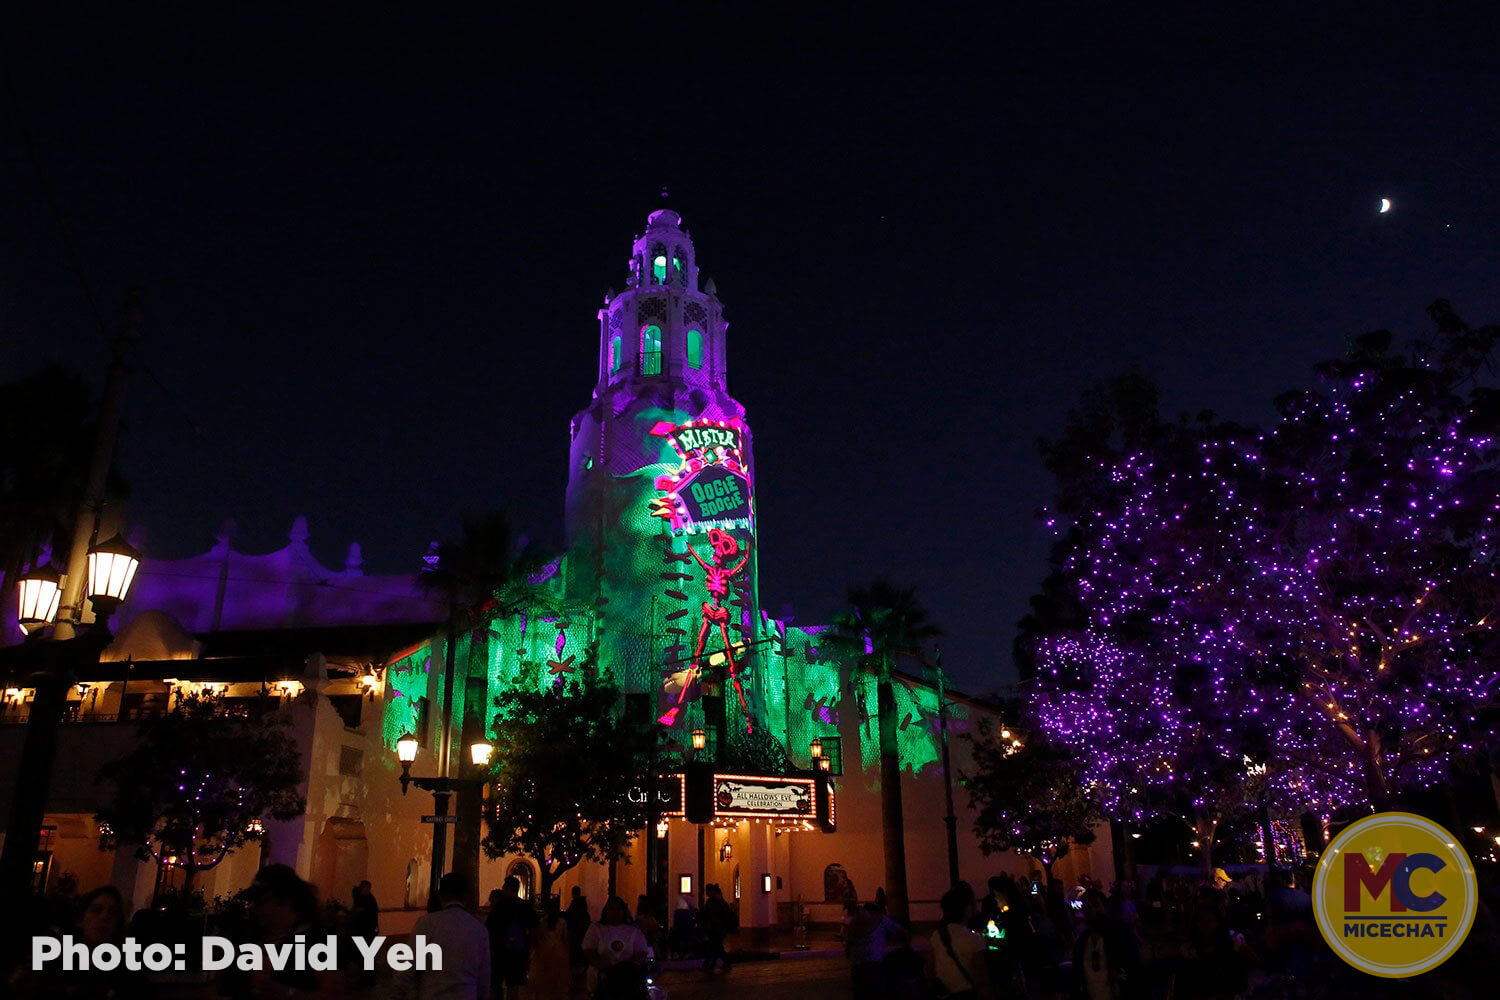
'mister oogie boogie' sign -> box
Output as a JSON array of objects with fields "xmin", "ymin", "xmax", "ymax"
[{"xmin": 649, "ymin": 418, "xmax": 753, "ymax": 535}]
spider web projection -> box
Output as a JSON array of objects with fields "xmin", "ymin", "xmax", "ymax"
[{"xmin": 382, "ymin": 646, "xmax": 434, "ymax": 751}]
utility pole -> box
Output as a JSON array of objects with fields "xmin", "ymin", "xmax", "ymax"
[{"xmin": 935, "ymin": 646, "xmax": 960, "ymax": 888}]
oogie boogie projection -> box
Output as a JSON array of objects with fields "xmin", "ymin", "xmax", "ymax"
[{"xmin": 649, "ymin": 419, "xmax": 757, "ymax": 731}]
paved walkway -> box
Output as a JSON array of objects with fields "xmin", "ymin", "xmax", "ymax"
[{"xmin": 656, "ymin": 955, "xmax": 849, "ymax": 1000}]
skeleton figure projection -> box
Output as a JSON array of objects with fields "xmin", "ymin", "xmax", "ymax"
[{"xmin": 659, "ymin": 527, "xmax": 753, "ymax": 730}]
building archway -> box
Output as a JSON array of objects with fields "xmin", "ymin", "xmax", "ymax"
[{"xmin": 506, "ymin": 859, "xmax": 536, "ymax": 901}]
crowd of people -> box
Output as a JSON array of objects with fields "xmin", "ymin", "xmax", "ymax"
[
  {"xmin": 0, "ymin": 867, "xmax": 726, "ymax": 1000},
  {"xmin": 841, "ymin": 866, "xmax": 1498, "ymax": 999},
  {"xmin": 8, "ymin": 862, "xmax": 1499, "ymax": 999}
]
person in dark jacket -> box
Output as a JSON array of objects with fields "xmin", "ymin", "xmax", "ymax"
[
  {"xmin": 1071, "ymin": 888, "xmax": 1140, "ymax": 1000},
  {"xmin": 564, "ymin": 885, "xmax": 592, "ymax": 970},
  {"xmin": 698, "ymin": 883, "xmax": 736, "ymax": 975}
]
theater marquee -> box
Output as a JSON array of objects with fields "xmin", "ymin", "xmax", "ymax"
[{"xmin": 714, "ymin": 775, "xmax": 815, "ymax": 818}]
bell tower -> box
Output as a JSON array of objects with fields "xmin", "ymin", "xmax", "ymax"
[{"xmin": 565, "ymin": 209, "xmax": 762, "ymax": 738}]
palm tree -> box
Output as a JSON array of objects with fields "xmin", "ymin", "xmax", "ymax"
[
  {"xmin": 826, "ymin": 580, "xmax": 941, "ymax": 924},
  {"xmin": 416, "ymin": 511, "xmax": 546, "ymax": 905}
]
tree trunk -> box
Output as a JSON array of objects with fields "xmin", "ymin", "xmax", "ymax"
[
  {"xmin": 1363, "ymin": 737, "xmax": 1393, "ymax": 811},
  {"xmin": 1040, "ymin": 857, "xmax": 1055, "ymax": 886},
  {"xmin": 1193, "ymin": 811, "xmax": 1217, "ymax": 873},
  {"xmin": 876, "ymin": 669, "xmax": 910, "ymax": 924}
]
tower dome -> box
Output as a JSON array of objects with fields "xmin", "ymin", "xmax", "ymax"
[{"xmin": 591, "ymin": 208, "xmax": 727, "ymax": 394}]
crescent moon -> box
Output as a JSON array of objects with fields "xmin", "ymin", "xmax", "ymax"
[{"xmin": 1379, "ymin": 198, "xmax": 1392, "ymax": 214}]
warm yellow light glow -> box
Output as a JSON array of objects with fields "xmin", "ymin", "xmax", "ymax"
[
  {"xmin": 396, "ymin": 733, "xmax": 419, "ymax": 764},
  {"xmin": 809, "ymin": 738, "xmax": 822, "ymax": 758},
  {"xmin": 656, "ymin": 819, "xmax": 669, "ymax": 839},
  {"xmin": 276, "ymin": 680, "xmax": 302, "ymax": 699},
  {"xmin": 691, "ymin": 729, "xmax": 706, "ymax": 750},
  {"xmin": 678, "ymin": 874, "xmax": 693, "ymax": 895},
  {"xmin": 469, "ymin": 740, "xmax": 494, "ymax": 767},
  {"xmin": 86, "ymin": 535, "xmax": 141, "ymax": 606},
  {"xmin": 17, "ymin": 568, "xmax": 62, "ymax": 632}
]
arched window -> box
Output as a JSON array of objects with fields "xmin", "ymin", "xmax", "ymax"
[
  {"xmin": 610, "ymin": 336, "xmax": 623, "ymax": 374},
  {"xmin": 672, "ymin": 245, "xmax": 686, "ymax": 285},
  {"xmin": 651, "ymin": 244, "xmax": 668, "ymax": 285},
  {"xmin": 506, "ymin": 859, "xmax": 535, "ymax": 900},
  {"xmin": 686, "ymin": 329, "xmax": 703, "ymax": 369},
  {"xmin": 640, "ymin": 325, "xmax": 662, "ymax": 375}
]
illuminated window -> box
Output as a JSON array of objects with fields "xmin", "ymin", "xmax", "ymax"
[
  {"xmin": 673, "ymin": 246, "xmax": 685, "ymax": 284},
  {"xmin": 640, "ymin": 325, "xmax": 662, "ymax": 375},
  {"xmin": 686, "ymin": 329, "xmax": 703, "ymax": 369},
  {"xmin": 610, "ymin": 336, "xmax": 623, "ymax": 374},
  {"xmin": 651, "ymin": 245, "xmax": 667, "ymax": 285}
]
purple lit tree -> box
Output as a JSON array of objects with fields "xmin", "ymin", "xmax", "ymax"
[{"xmin": 1025, "ymin": 303, "xmax": 1500, "ymax": 826}]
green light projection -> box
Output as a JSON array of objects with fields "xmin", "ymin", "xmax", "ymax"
[
  {"xmin": 686, "ymin": 329, "xmax": 703, "ymax": 369},
  {"xmin": 382, "ymin": 646, "xmax": 433, "ymax": 751}
]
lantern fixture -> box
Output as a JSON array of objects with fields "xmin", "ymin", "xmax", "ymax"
[
  {"xmin": 469, "ymin": 739, "xmax": 495, "ymax": 767},
  {"xmin": 678, "ymin": 874, "xmax": 693, "ymax": 895},
  {"xmin": 691, "ymin": 729, "xmax": 706, "ymax": 751},
  {"xmin": 17, "ymin": 566, "xmax": 63, "ymax": 635},
  {"xmin": 656, "ymin": 819, "xmax": 669, "ymax": 839},
  {"xmin": 85, "ymin": 534, "xmax": 142, "ymax": 613},
  {"xmin": 719, "ymin": 838, "xmax": 733, "ymax": 862},
  {"xmin": 397, "ymin": 733, "xmax": 420, "ymax": 764},
  {"xmin": 361, "ymin": 673, "xmax": 380, "ymax": 699},
  {"xmin": 809, "ymin": 738, "xmax": 822, "ymax": 759},
  {"xmin": 762, "ymin": 873, "xmax": 773, "ymax": 894},
  {"xmin": 817, "ymin": 757, "xmax": 831, "ymax": 772}
]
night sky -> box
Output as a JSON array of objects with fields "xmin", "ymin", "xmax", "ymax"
[{"xmin": 4, "ymin": 6, "xmax": 1499, "ymax": 693}]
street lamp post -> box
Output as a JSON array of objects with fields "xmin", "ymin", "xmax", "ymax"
[
  {"xmin": 395, "ymin": 732, "xmax": 493, "ymax": 908},
  {"xmin": 0, "ymin": 297, "xmax": 143, "ymax": 903}
]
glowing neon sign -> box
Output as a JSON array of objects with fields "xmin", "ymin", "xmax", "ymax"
[{"xmin": 649, "ymin": 418, "xmax": 753, "ymax": 535}]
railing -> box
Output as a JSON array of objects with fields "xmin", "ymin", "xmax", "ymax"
[{"xmin": 0, "ymin": 701, "xmax": 275, "ymax": 725}]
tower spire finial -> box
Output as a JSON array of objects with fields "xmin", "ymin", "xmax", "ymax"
[{"xmin": 659, "ymin": 184, "xmax": 670, "ymax": 202}]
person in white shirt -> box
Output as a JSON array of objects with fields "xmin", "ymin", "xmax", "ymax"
[
  {"xmin": 393, "ymin": 872, "xmax": 492, "ymax": 1000},
  {"xmin": 927, "ymin": 887, "xmax": 994, "ymax": 999},
  {"xmin": 581, "ymin": 896, "xmax": 649, "ymax": 999}
]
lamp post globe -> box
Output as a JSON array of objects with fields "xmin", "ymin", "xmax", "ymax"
[
  {"xmin": 85, "ymin": 534, "xmax": 142, "ymax": 614},
  {"xmin": 16, "ymin": 566, "xmax": 63, "ymax": 635},
  {"xmin": 469, "ymin": 739, "xmax": 494, "ymax": 767}
]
